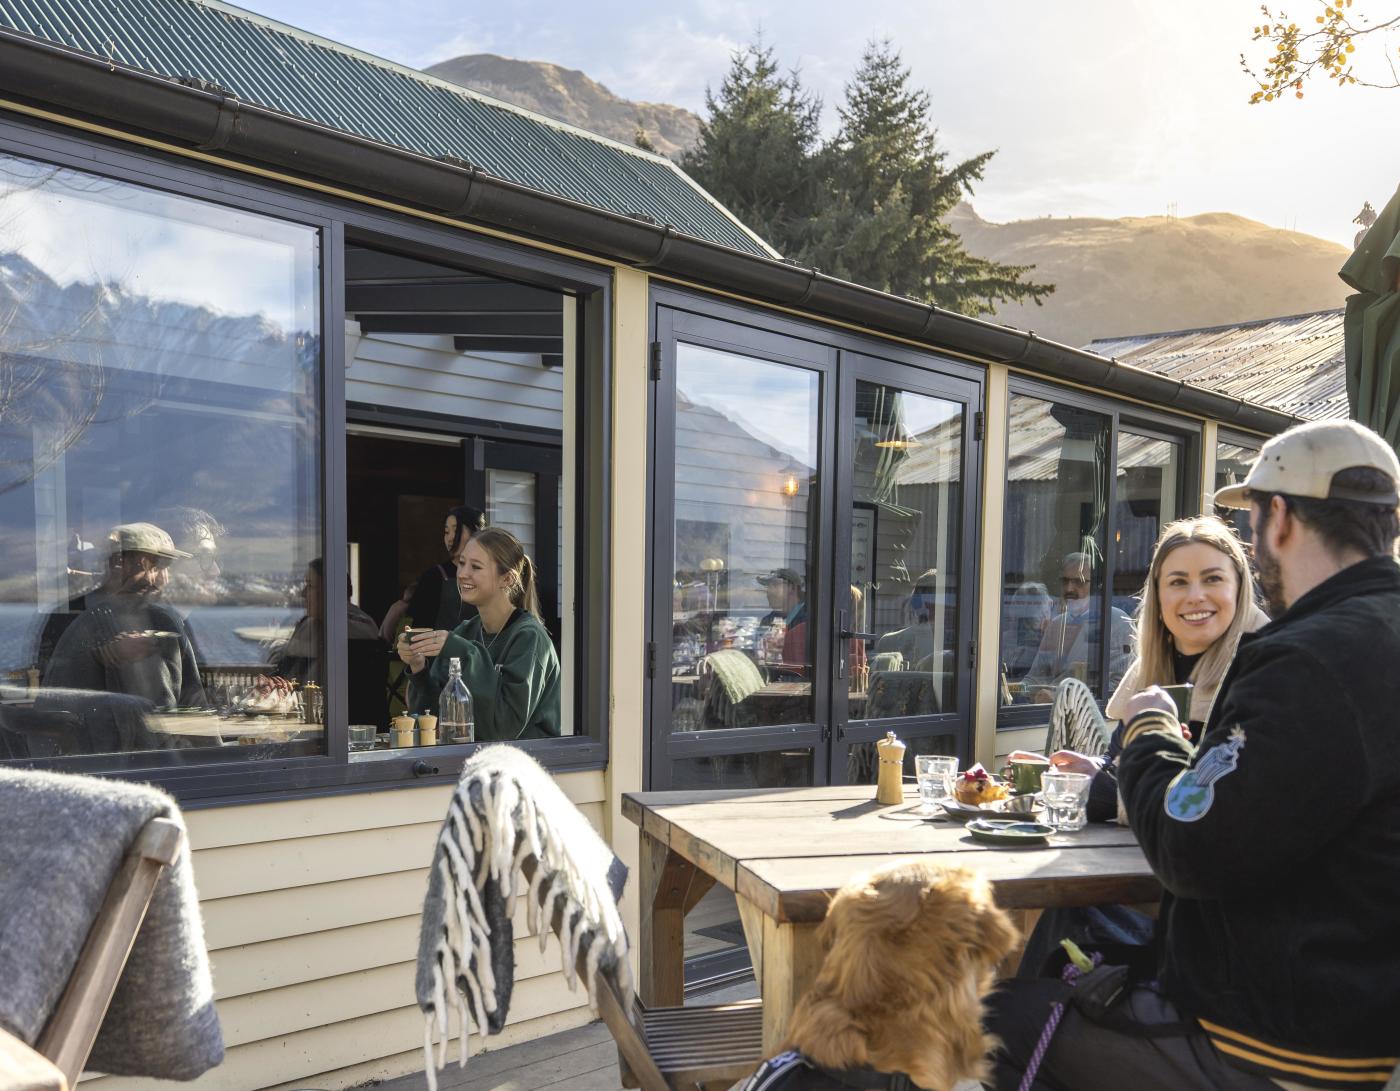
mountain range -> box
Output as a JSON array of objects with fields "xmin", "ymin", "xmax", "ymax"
[{"xmin": 425, "ymin": 54, "xmax": 1352, "ymax": 346}]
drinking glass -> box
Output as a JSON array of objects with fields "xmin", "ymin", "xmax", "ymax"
[
  {"xmin": 915, "ymin": 754, "xmax": 959, "ymax": 814},
  {"xmin": 1041, "ymin": 771, "xmax": 1092, "ymax": 831},
  {"xmin": 348, "ymin": 724, "xmax": 377, "ymax": 752}
]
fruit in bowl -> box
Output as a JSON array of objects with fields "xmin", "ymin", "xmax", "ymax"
[{"xmin": 954, "ymin": 765, "xmax": 1009, "ymax": 805}]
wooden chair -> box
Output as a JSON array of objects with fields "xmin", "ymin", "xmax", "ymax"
[
  {"xmin": 33, "ymin": 817, "xmax": 183, "ymax": 1087},
  {"xmin": 519, "ymin": 855, "xmax": 764, "ymax": 1091},
  {"xmin": 0, "ymin": 1027, "xmax": 66, "ymax": 1091}
]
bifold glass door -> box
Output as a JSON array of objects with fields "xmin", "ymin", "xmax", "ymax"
[
  {"xmin": 647, "ymin": 305, "xmax": 981, "ymax": 985},
  {"xmin": 651, "ymin": 311, "xmax": 836, "ymax": 792},
  {"xmin": 833, "ymin": 358, "xmax": 979, "ymax": 782}
]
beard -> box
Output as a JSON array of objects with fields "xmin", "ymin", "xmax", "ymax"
[{"xmin": 1252, "ymin": 534, "xmax": 1287, "ymax": 616}]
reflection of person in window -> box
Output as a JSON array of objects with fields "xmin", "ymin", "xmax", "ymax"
[
  {"xmin": 42, "ymin": 522, "xmax": 206, "ymax": 709},
  {"xmin": 156, "ymin": 506, "xmax": 228, "ymax": 606},
  {"xmin": 756, "ymin": 567, "xmax": 806, "ymax": 677},
  {"xmin": 783, "ymin": 584, "xmax": 868, "ymax": 682},
  {"xmin": 269, "ymin": 558, "xmax": 381, "ymax": 687},
  {"xmin": 1001, "ymin": 581, "xmax": 1053, "ymax": 681},
  {"xmin": 399, "ymin": 528, "xmax": 560, "ymax": 740},
  {"xmin": 1023, "ymin": 552, "xmax": 1132, "ymax": 701}
]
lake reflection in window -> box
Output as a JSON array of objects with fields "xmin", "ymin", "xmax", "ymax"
[{"xmin": 0, "ymin": 153, "xmax": 324, "ymax": 760}]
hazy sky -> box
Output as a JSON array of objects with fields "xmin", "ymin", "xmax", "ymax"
[{"xmin": 246, "ymin": 0, "xmax": 1399, "ymax": 246}]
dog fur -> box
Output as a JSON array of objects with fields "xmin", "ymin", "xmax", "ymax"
[{"xmin": 779, "ymin": 861, "xmax": 1019, "ymax": 1091}]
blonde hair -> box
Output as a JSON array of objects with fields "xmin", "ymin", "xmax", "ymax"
[
  {"xmin": 1135, "ymin": 515, "xmax": 1255, "ymax": 697},
  {"xmin": 470, "ymin": 527, "xmax": 542, "ymax": 620}
]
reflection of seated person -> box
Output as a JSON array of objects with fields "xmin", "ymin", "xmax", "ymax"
[
  {"xmin": 756, "ymin": 567, "xmax": 806, "ymax": 677},
  {"xmin": 1000, "ymin": 581, "xmax": 1053, "ymax": 680},
  {"xmin": 783, "ymin": 584, "xmax": 868, "ymax": 683},
  {"xmin": 42, "ymin": 523, "xmax": 207, "ymax": 710},
  {"xmin": 1022, "ymin": 553, "xmax": 1132, "ymax": 701},
  {"xmin": 873, "ymin": 573, "xmax": 949, "ymax": 671},
  {"xmin": 265, "ymin": 559, "xmax": 384, "ymax": 724},
  {"xmin": 39, "ymin": 524, "xmax": 206, "ymax": 752}
]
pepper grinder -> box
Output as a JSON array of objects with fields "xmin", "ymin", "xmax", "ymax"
[{"xmin": 875, "ymin": 730, "xmax": 906, "ymax": 805}]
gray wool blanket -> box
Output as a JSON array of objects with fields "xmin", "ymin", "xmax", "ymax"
[
  {"xmin": 0, "ymin": 767, "xmax": 223, "ymax": 1080},
  {"xmin": 416, "ymin": 745, "xmax": 629, "ymax": 1090}
]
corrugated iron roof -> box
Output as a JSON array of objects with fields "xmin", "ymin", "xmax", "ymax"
[
  {"xmin": 0, "ymin": 0, "xmax": 776, "ymax": 258},
  {"xmin": 1087, "ymin": 309, "xmax": 1347, "ymax": 423}
]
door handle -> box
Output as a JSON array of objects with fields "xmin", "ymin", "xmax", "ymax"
[{"xmin": 837, "ymin": 609, "xmax": 877, "ymax": 642}]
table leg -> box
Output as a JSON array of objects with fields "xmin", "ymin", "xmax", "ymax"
[
  {"xmin": 999, "ymin": 907, "xmax": 1043, "ymax": 979},
  {"xmin": 637, "ymin": 833, "xmax": 713, "ymax": 1008},
  {"xmin": 738, "ymin": 895, "xmax": 823, "ymax": 1054}
]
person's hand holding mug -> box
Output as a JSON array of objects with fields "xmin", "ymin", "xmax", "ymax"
[
  {"xmin": 398, "ymin": 628, "xmax": 449, "ymax": 672},
  {"xmin": 1050, "ymin": 749, "xmax": 1102, "ymax": 776}
]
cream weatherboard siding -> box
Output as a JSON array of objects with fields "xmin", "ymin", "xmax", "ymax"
[
  {"xmin": 86, "ymin": 769, "xmax": 608, "ymax": 1091},
  {"xmin": 346, "ymin": 332, "xmax": 564, "ymax": 432}
]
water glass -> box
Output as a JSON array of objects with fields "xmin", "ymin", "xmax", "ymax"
[
  {"xmin": 1041, "ymin": 770, "xmax": 1092, "ymax": 832},
  {"xmin": 915, "ymin": 754, "xmax": 958, "ymax": 813},
  {"xmin": 348, "ymin": 724, "xmax": 377, "ymax": 752}
]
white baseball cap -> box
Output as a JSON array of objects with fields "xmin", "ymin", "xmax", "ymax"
[{"xmin": 1214, "ymin": 419, "xmax": 1400, "ymax": 510}]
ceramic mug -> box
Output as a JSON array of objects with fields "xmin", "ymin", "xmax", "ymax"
[
  {"xmin": 1005, "ymin": 758, "xmax": 1051, "ymax": 795},
  {"xmin": 1161, "ymin": 682, "xmax": 1194, "ymax": 722}
]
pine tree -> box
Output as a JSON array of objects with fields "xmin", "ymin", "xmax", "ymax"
[
  {"xmin": 801, "ymin": 40, "xmax": 1053, "ymax": 316},
  {"xmin": 680, "ymin": 42, "xmax": 823, "ymax": 249}
]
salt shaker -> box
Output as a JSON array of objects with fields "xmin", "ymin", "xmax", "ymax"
[{"xmin": 875, "ymin": 730, "xmax": 906, "ymax": 805}]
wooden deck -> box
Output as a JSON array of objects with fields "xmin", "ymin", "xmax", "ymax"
[{"xmin": 374, "ymin": 980, "xmax": 760, "ymax": 1091}]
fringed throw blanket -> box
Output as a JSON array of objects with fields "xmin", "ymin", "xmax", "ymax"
[{"xmin": 415, "ymin": 745, "xmax": 630, "ymax": 1089}]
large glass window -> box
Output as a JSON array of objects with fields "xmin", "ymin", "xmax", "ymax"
[
  {"xmin": 0, "ymin": 153, "xmax": 322, "ymax": 760},
  {"xmin": 669, "ymin": 343, "xmax": 820, "ymax": 735},
  {"xmin": 998, "ymin": 395, "xmax": 1187, "ymax": 713},
  {"xmin": 1000, "ymin": 395, "xmax": 1114, "ymax": 705},
  {"xmin": 1215, "ymin": 437, "xmax": 1259, "ymax": 545},
  {"xmin": 1113, "ymin": 432, "xmax": 1184, "ymax": 615},
  {"xmin": 849, "ymin": 382, "xmax": 963, "ymax": 719}
]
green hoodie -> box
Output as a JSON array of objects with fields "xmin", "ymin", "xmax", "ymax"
[{"xmin": 412, "ymin": 608, "xmax": 560, "ymax": 741}]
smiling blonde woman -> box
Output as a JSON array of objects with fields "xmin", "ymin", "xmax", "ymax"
[
  {"xmin": 1105, "ymin": 515, "xmax": 1271, "ymax": 727},
  {"xmin": 1040, "ymin": 515, "xmax": 1271, "ymax": 818}
]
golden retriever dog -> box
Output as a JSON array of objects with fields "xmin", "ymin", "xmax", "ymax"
[{"xmin": 743, "ymin": 861, "xmax": 1019, "ymax": 1091}]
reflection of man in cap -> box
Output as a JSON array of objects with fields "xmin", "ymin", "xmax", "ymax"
[
  {"xmin": 1022, "ymin": 552, "xmax": 1132, "ymax": 700},
  {"xmin": 757, "ymin": 567, "xmax": 807, "ymax": 678},
  {"xmin": 40, "ymin": 522, "xmax": 207, "ymax": 716},
  {"xmin": 758, "ymin": 567, "xmax": 805, "ymax": 627}
]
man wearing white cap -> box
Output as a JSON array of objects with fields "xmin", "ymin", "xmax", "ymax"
[
  {"xmin": 988, "ymin": 419, "xmax": 1400, "ymax": 1091},
  {"xmin": 42, "ymin": 522, "xmax": 207, "ymax": 726}
]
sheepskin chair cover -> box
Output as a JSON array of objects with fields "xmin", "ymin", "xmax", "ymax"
[{"xmin": 415, "ymin": 744, "xmax": 631, "ymax": 1089}]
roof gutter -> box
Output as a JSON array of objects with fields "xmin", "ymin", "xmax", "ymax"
[{"xmin": 0, "ymin": 29, "xmax": 1297, "ymax": 435}]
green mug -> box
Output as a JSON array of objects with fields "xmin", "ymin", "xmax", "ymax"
[
  {"xmin": 1006, "ymin": 758, "xmax": 1051, "ymax": 795},
  {"xmin": 1161, "ymin": 682, "xmax": 1194, "ymax": 721}
]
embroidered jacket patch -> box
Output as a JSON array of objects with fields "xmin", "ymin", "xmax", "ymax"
[{"xmin": 1164, "ymin": 725, "xmax": 1246, "ymax": 822}]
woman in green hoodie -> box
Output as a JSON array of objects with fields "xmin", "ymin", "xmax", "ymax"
[{"xmin": 397, "ymin": 527, "xmax": 560, "ymax": 741}]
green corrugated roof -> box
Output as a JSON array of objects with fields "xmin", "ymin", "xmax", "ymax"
[{"xmin": 0, "ymin": 0, "xmax": 776, "ymax": 257}]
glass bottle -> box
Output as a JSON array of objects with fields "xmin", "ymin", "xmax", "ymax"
[{"xmin": 439, "ymin": 657, "xmax": 474, "ymax": 744}]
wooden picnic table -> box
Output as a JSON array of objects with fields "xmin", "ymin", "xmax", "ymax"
[{"xmin": 622, "ymin": 784, "xmax": 1162, "ymax": 1052}]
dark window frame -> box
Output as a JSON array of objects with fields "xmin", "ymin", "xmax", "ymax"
[
  {"xmin": 0, "ymin": 112, "xmax": 612, "ymax": 804},
  {"xmin": 997, "ymin": 376, "xmax": 1201, "ymax": 731},
  {"xmin": 644, "ymin": 284, "xmax": 985, "ymax": 787}
]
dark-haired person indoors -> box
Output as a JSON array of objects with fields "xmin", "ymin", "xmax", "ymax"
[
  {"xmin": 399, "ymin": 527, "xmax": 560, "ymax": 741},
  {"xmin": 405, "ymin": 504, "xmax": 486, "ymax": 634},
  {"xmin": 988, "ymin": 418, "xmax": 1400, "ymax": 1091}
]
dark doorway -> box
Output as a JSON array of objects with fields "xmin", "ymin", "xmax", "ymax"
[{"xmin": 346, "ymin": 430, "xmax": 466, "ymax": 630}]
